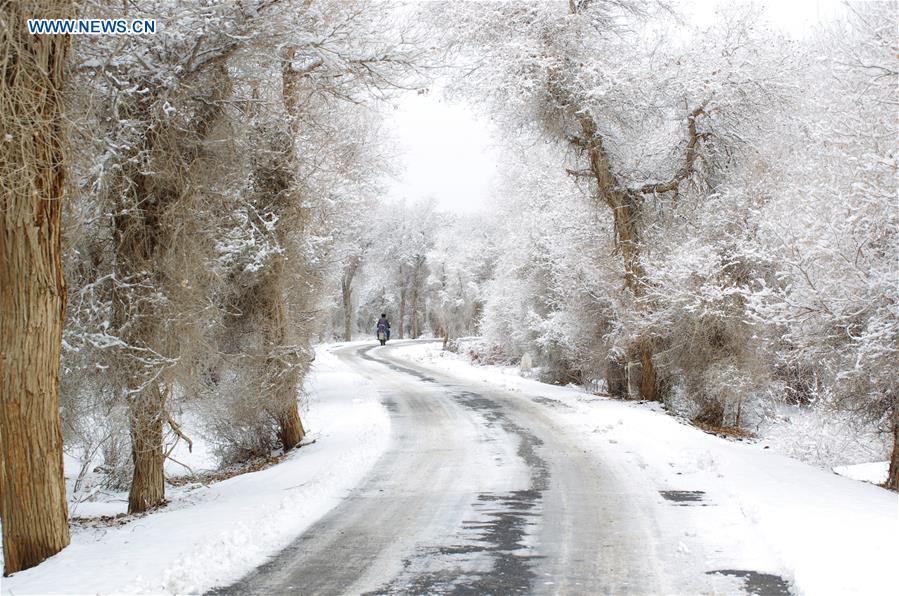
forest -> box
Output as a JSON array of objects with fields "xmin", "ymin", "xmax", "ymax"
[{"xmin": 1, "ymin": 0, "xmax": 896, "ymax": 584}]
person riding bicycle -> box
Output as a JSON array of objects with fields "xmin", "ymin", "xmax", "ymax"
[{"xmin": 376, "ymin": 313, "xmax": 391, "ymax": 346}]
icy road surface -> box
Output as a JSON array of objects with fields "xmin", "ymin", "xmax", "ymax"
[{"xmin": 216, "ymin": 341, "xmax": 790, "ymax": 595}]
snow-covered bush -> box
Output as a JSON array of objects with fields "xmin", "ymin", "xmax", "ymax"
[
  {"xmin": 744, "ymin": 4, "xmax": 898, "ymax": 483},
  {"xmin": 643, "ymin": 179, "xmax": 781, "ymax": 427}
]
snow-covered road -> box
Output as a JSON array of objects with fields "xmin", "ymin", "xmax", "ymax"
[
  {"xmin": 218, "ymin": 340, "xmax": 800, "ymax": 595},
  {"xmin": 5, "ymin": 339, "xmax": 893, "ymax": 595}
]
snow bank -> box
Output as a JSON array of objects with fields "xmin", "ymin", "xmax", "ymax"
[
  {"xmin": 1, "ymin": 344, "xmax": 390, "ymax": 595},
  {"xmin": 833, "ymin": 461, "xmax": 889, "ymax": 485},
  {"xmin": 390, "ymin": 341, "xmax": 898, "ymax": 596},
  {"xmin": 760, "ymin": 404, "xmax": 891, "ymax": 470}
]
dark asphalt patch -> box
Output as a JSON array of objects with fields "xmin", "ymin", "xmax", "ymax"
[
  {"xmin": 452, "ymin": 391, "xmax": 549, "ymax": 492},
  {"xmin": 530, "ymin": 396, "xmax": 572, "ymax": 409},
  {"xmin": 358, "ymin": 344, "xmax": 440, "ymax": 384},
  {"xmin": 367, "ymin": 389, "xmax": 550, "ymax": 595},
  {"xmin": 707, "ymin": 569, "xmax": 792, "ymax": 595},
  {"xmin": 372, "ymin": 491, "xmax": 544, "ymax": 595},
  {"xmin": 659, "ymin": 490, "xmax": 709, "ymax": 506}
]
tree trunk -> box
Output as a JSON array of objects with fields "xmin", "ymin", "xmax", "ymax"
[
  {"xmin": 0, "ymin": 0, "xmax": 73, "ymax": 574},
  {"xmin": 398, "ymin": 285, "xmax": 406, "ymax": 340},
  {"xmin": 887, "ymin": 404, "xmax": 899, "ymax": 491},
  {"xmin": 578, "ymin": 115, "xmax": 659, "ymax": 402},
  {"xmin": 226, "ymin": 46, "xmax": 312, "ymax": 454},
  {"xmin": 341, "ymin": 277, "xmax": 353, "ymax": 342},
  {"xmin": 340, "ymin": 257, "xmax": 360, "ymax": 342},
  {"xmin": 127, "ymin": 383, "xmax": 166, "ymax": 513},
  {"xmin": 262, "ymin": 265, "xmax": 305, "ymax": 451},
  {"xmin": 557, "ymin": 66, "xmax": 705, "ymax": 404},
  {"xmin": 605, "ymin": 355, "xmax": 627, "ymax": 398},
  {"xmin": 113, "ymin": 170, "xmax": 169, "ymax": 514},
  {"xmin": 113, "ymin": 64, "xmax": 231, "ymax": 517},
  {"xmin": 278, "ymin": 405, "xmax": 305, "ymax": 451},
  {"xmin": 639, "ymin": 340, "xmax": 658, "ymax": 402},
  {"xmin": 410, "ymin": 285, "xmax": 419, "ymax": 339},
  {"xmin": 271, "ymin": 340, "xmax": 305, "ymax": 452}
]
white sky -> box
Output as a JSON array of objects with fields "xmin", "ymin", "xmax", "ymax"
[
  {"xmin": 688, "ymin": 0, "xmax": 849, "ymax": 34},
  {"xmin": 383, "ymin": 90, "xmax": 500, "ymax": 214},
  {"xmin": 383, "ymin": 0, "xmax": 850, "ymax": 215}
]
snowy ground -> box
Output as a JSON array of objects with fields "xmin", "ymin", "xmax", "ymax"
[
  {"xmin": 1, "ymin": 343, "xmax": 390, "ymax": 595},
  {"xmin": 832, "ymin": 461, "xmax": 891, "ymax": 485},
  {"xmin": 2, "ymin": 339, "xmax": 896, "ymax": 595},
  {"xmin": 388, "ymin": 341, "xmax": 898, "ymax": 596}
]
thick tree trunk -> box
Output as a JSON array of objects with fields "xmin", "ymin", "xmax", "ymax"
[
  {"xmin": 639, "ymin": 341, "xmax": 659, "ymax": 402},
  {"xmin": 127, "ymin": 383, "xmax": 166, "ymax": 513},
  {"xmin": 0, "ymin": 0, "xmax": 73, "ymax": 574},
  {"xmin": 272, "ymin": 348, "xmax": 305, "ymax": 452},
  {"xmin": 887, "ymin": 404, "xmax": 899, "ymax": 491},
  {"xmin": 278, "ymin": 405, "xmax": 305, "ymax": 451},
  {"xmin": 578, "ymin": 115, "xmax": 659, "ymax": 401},
  {"xmin": 262, "ymin": 266, "xmax": 305, "ymax": 451}
]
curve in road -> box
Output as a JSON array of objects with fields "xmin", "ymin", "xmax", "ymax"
[{"xmin": 214, "ymin": 340, "xmax": 765, "ymax": 595}]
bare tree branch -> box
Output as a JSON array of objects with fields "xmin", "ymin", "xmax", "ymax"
[{"xmin": 637, "ymin": 102, "xmax": 707, "ymax": 195}]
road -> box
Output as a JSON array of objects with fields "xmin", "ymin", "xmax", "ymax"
[{"xmin": 216, "ymin": 340, "xmax": 787, "ymax": 595}]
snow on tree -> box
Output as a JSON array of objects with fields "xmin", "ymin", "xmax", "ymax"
[
  {"xmin": 350, "ymin": 199, "xmax": 441, "ymax": 339},
  {"xmin": 60, "ymin": 0, "xmax": 430, "ymax": 506},
  {"xmin": 62, "ymin": 0, "xmax": 282, "ymax": 514},
  {"xmin": 432, "ymin": 1, "xmax": 795, "ymax": 402},
  {"xmin": 413, "ymin": 0, "xmax": 897, "ymax": 484},
  {"xmin": 426, "ymin": 212, "xmax": 499, "ymax": 344},
  {"xmin": 745, "ymin": 4, "xmax": 899, "ymax": 488},
  {"xmin": 478, "ymin": 141, "xmax": 621, "ymax": 384}
]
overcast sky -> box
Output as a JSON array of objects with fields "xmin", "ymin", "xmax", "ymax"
[
  {"xmin": 383, "ymin": 90, "xmax": 499, "ymax": 215},
  {"xmin": 383, "ymin": 0, "xmax": 849, "ymax": 215}
]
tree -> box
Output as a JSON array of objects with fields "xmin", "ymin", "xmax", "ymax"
[
  {"xmin": 252, "ymin": 0, "xmax": 426, "ymax": 442},
  {"xmin": 0, "ymin": 0, "xmax": 73, "ymax": 574},
  {"xmin": 436, "ymin": 1, "xmax": 789, "ymax": 400},
  {"xmin": 478, "ymin": 143, "xmax": 620, "ymax": 385},
  {"xmin": 340, "ymin": 250, "xmax": 367, "ymax": 341},
  {"xmin": 427, "ymin": 214, "xmax": 498, "ymax": 344},
  {"xmin": 746, "ymin": 3, "xmax": 899, "ymax": 488},
  {"xmin": 384, "ymin": 200, "xmax": 439, "ymax": 339},
  {"xmin": 66, "ymin": 0, "xmax": 427, "ymax": 507},
  {"xmin": 319, "ymin": 119, "xmax": 385, "ymax": 343},
  {"xmin": 64, "ymin": 0, "xmax": 279, "ymax": 513}
]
